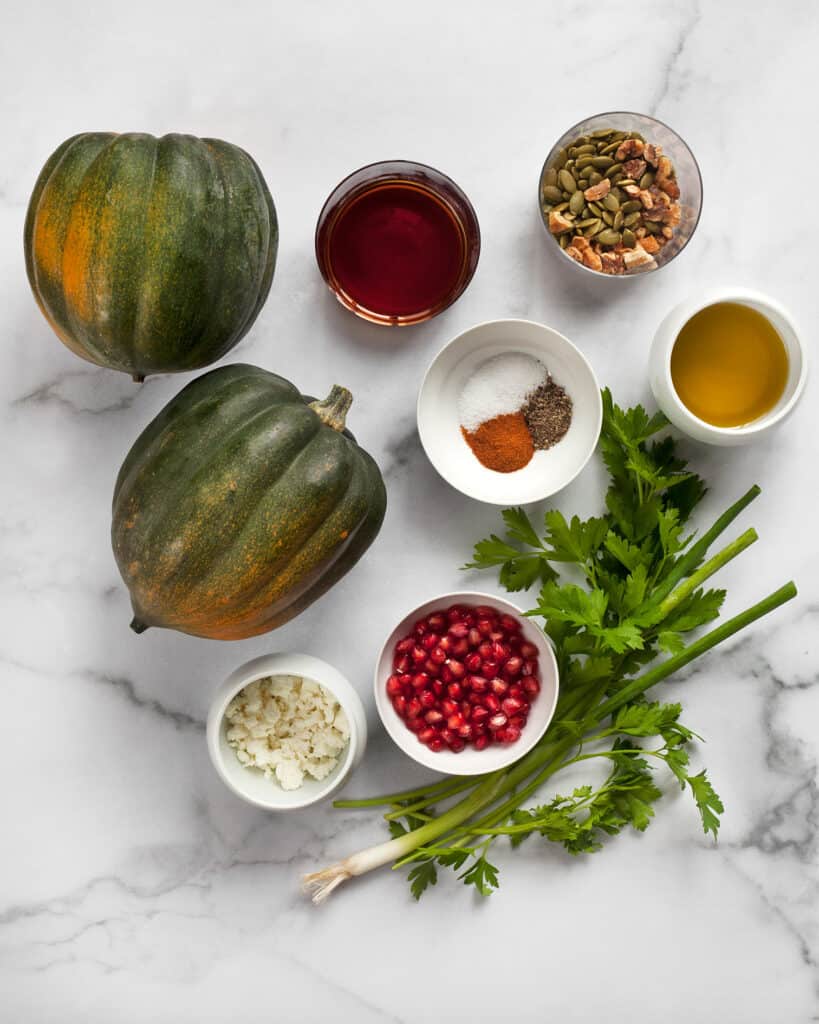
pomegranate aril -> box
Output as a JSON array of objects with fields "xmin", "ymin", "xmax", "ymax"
[
  {"xmin": 411, "ymin": 672, "xmax": 430, "ymax": 690},
  {"xmin": 411, "ymin": 645, "xmax": 426, "ymax": 663},
  {"xmin": 406, "ymin": 698, "xmax": 422, "ymax": 719},
  {"xmin": 460, "ymin": 701, "xmax": 472, "ymax": 719},
  {"xmin": 468, "ymin": 691, "xmax": 483, "ymax": 705},
  {"xmin": 491, "ymin": 641, "xmax": 509, "ymax": 661},
  {"xmin": 447, "ymin": 713, "xmax": 465, "ymax": 730},
  {"xmin": 447, "ymin": 606, "xmax": 466, "ymax": 623},
  {"xmin": 471, "ymin": 705, "xmax": 489, "ymax": 725},
  {"xmin": 477, "ymin": 618, "xmax": 494, "ymax": 636},
  {"xmin": 424, "ymin": 658, "xmax": 439, "ymax": 676},
  {"xmin": 496, "ymin": 725, "xmax": 521, "ymax": 744},
  {"xmin": 490, "ymin": 678, "xmax": 509, "ymax": 697},
  {"xmin": 489, "ymin": 630, "xmax": 505, "ymax": 642},
  {"xmin": 473, "ymin": 734, "xmax": 491, "ymax": 751},
  {"xmin": 421, "ymin": 633, "xmax": 440, "ymax": 651},
  {"xmin": 458, "ymin": 723, "xmax": 473, "ymax": 740},
  {"xmin": 447, "ymin": 659, "xmax": 466, "ymax": 680},
  {"xmin": 488, "ymin": 712, "xmax": 508, "ymax": 731},
  {"xmin": 509, "ymin": 714, "xmax": 527, "ymax": 729},
  {"xmin": 474, "ymin": 605, "xmax": 498, "ymax": 618},
  {"xmin": 500, "ymin": 614, "xmax": 521, "ymax": 633},
  {"xmin": 508, "ymin": 684, "xmax": 526, "ymax": 701},
  {"xmin": 503, "ymin": 656, "xmax": 523, "ymax": 678},
  {"xmin": 440, "ymin": 728, "xmax": 456, "ymax": 744},
  {"xmin": 468, "ymin": 674, "xmax": 489, "ymax": 693},
  {"xmin": 428, "ymin": 737, "xmax": 445, "ymax": 752},
  {"xmin": 451, "ymin": 638, "xmax": 469, "ymax": 657},
  {"xmin": 427, "ymin": 613, "xmax": 446, "ymax": 631},
  {"xmin": 438, "ymin": 636, "xmax": 452, "ymax": 653},
  {"xmin": 502, "ymin": 696, "xmax": 525, "ymax": 717},
  {"xmin": 413, "ymin": 620, "xmax": 429, "ymax": 637},
  {"xmin": 432, "ymin": 679, "xmax": 445, "ymax": 697},
  {"xmin": 522, "ymin": 677, "xmax": 541, "ymax": 697},
  {"xmin": 418, "ymin": 727, "xmax": 437, "ymax": 744},
  {"xmin": 478, "ymin": 641, "xmax": 494, "ymax": 659},
  {"xmin": 465, "ymin": 653, "xmax": 482, "ymax": 672},
  {"xmin": 441, "ymin": 699, "xmax": 459, "ymax": 717},
  {"xmin": 480, "ymin": 659, "xmax": 500, "ymax": 678},
  {"xmin": 419, "ymin": 689, "xmax": 436, "ymax": 709},
  {"xmin": 396, "ymin": 637, "xmax": 415, "ymax": 654},
  {"xmin": 448, "ymin": 737, "xmax": 465, "ymax": 753},
  {"xmin": 448, "ymin": 622, "xmax": 469, "ymax": 638},
  {"xmin": 447, "ymin": 682, "xmax": 463, "ymax": 700},
  {"xmin": 424, "ymin": 709, "xmax": 443, "ymax": 725},
  {"xmin": 468, "ymin": 628, "xmax": 482, "ymax": 648},
  {"xmin": 522, "ymin": 659, "xmax": 538, "ymax": 676},
  {"xmin": 394, "ymin": 654, "xmax": 411, "ymax": 674},
  {"xmin": 430, "ymin": 646, "xmax": 447, "ymax": 665},
  {"xmin": 484, "ymin": 693, "xmax": 501, "ymax": 713},
  {"xmin": 406, "ymin": 717, "xmax": 425, "ymax": 733},
  {"xmin": 440, "ymin": 665, "xmax": 453, "ymax": 684},
  {"xmin": 386, "ymin": 675, "xmax": 403, "ymax": 697},
  {"xmin": 392, "ymin": 694, "xmax": 407, "ymax": 716},
  {"xmin": 520, "ymin": 642, "xmax": 539, "ymax": 659}
]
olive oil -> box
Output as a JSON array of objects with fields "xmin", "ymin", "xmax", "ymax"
[{"xmin": 670, "ymin": 302, "xmax": 789, "ymax": 427}]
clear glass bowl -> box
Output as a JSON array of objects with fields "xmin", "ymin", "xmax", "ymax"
[
  {"xmin": 315, "ymin": 160, "xmax": 481, "ymax": 326},
  {"xmin": 538, "ymin": 111, "xmax": 702, "ymax": 278}
]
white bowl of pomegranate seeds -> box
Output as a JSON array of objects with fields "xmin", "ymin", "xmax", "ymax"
[{"xmin": 374, "ymin": 593, "xmax": 559, "ymax": 775}]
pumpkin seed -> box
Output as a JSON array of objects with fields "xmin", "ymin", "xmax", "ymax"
[
  {"xmin": 645, "ymin": 221, "xmax": 661, "ymax": 234},
  {"xmin": 583, "ymin": 219, "xmax": 603, "ymax": 237},
  {"xmin": 603, "ymin": 193, "xmax": 620, "ymax": 212},
  {"xmin": 591, "ymin": 156, "xmax": 614, "ymax": 169},
  {"xmin": 588, "ymin": 201, "xmax": 603, "ymax": 217},
  {"xmin": 569, "ymin": 190, "xmax": 586, "ymax": 215},
  {"xmin": 600, "ymin": 140, "xmax": 621, "ymax": 156},
  {"xmin": 588, "ymin": 170, "xmax": 602, "ymax": 186},
  {"xmin": 613, "ymin": 210, "xmax": 624, "ymax": 230},
  {"xmin": 576, "ymin": 217, "xmax": 598, "ymax": 228},
  {"xmin": 553, "ymin": 148, "xmax": 568, "ymax": 169},
  {"xmin": 591, "ymin": 128, "xmax": 615, "ymax": 138},
  {"xmin": 623, "ymin": 211, "xmax": 641, "ymax": 227},
  {"xmin": 621, "ymin": 200, "xmax": 642, "ymax": 213},
  {"xmin": 639, "ymin": 171, "xmax": 655, "ymax": 190},
  {"xmin": 597, "ymin": 228, "xmax": 621, "ymax": 246},
  {"xmin": 577, "ymin": 178, "xmax": 589, "ymax": 189},
  {"xmin": 574, "ymin": 156, "xmax": 596, "ymax": 171},
  {"xmin": 553, "ymin": 200, "xmax": 569, "ymax": 213},
  {"xmin": 618, "ymin": 178, "xmax": 636, "ymax": 187},
  {"xmin": 575, "ymin": 144, "xmax": 596, "ymax": 156},
  {"xmin": 542, "ymin": 167, "xmax": 558, "ymax": 188},
  {"xmin": 558, "ymin": 168, "xmax": 577, "ymax": 192},
  {"xmin": 621, "ymin": 228, "xmax": 636, "ymax": 248},
  {"xmin": 542, "ymin": 185, "xmax": 564, "ymax": 205},
  {"xmin": 602, "ymin": 211, "xmax": 614, "ymax": 226},
  {"xmin": 559, "ymin": 234, "xmax": 570, "ymax": 249},
  {"xmin": 607, "ymin": 163, "xmax": 623, "ymax": 177}
]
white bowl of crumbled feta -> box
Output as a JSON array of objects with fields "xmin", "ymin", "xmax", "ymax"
[{"xmin": 206, "ymin": 653, "xmax": 367, "ymax": 810}]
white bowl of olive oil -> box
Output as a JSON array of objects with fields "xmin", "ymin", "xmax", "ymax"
[{"xmin": 649, "ymin": 287, "xmax": 807, "ymax": 445}]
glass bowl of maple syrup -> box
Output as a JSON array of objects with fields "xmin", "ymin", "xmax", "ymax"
[{"xmin": 315, "ymin": 160, "xmax": 481, "ymax": 326}]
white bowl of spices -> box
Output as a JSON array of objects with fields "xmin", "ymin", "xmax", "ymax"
[{"xmin": 417, "ymin": 318, "xmax": 602, "ymax": 504}]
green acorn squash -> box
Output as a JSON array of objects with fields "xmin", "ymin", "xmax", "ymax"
[
  {"xmin": 112, "ymin": 364, "xmax": 387, "ymax": 640},
  {"xmin": 24, "ymin": 133, "xmax": 277, "ymax": 380}
]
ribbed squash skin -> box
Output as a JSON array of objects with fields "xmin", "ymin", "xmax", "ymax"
[
  {"xmin": 112, "ymin": 364, "xmax": 387, "ymax": 640},
  {"xmin": 24, "ymin": 133, "xmax": 277, "ymax": 379}
]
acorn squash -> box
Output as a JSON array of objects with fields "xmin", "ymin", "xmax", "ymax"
[
  {"xmin": 112, "ymin": 364, "xmax": 387, "ymax": 639},
  {"xmin": 24, "ymin": 133, "xmax": 277, "ymax": 380}
]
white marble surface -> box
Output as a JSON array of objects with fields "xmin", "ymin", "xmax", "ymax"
[{"xmin": 2, "ymin": 1, "xmax": 817, "ymax": 1020}]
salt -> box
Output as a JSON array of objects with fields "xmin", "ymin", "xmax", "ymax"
[{"xmin": 458, "ymin": 353, "xmax": 548, "ymax": 432}]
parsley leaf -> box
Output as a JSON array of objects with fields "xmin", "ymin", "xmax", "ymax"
[
  {"xmin": 687, "ymin": 771, "xmax": 724, "ymax": 839},
  {"xmin": 408, "ymin": 859, "xmax": 438, "ymax": 900},
  {"xmin": 459, "ymin": 854, "xmax": 500, "ymax": 897}
]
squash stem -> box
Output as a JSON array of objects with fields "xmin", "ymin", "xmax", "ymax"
[
  {"xmin": 310, "ymin": 386, "xmax": 353, "ymax": 432},
  {"xmin": 130, "ymin": 617, "xmax": 149, "ymax": 634}
]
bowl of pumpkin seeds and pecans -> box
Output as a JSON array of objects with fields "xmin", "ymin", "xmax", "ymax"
[{"xmin": 539, "ymin": 112, "xmax": 702, "ymax": 277}]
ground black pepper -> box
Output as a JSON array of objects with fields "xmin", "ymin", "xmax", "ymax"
[{"xmin": 523, "ymin": 376, "xmax": 573, "ymax": 449}]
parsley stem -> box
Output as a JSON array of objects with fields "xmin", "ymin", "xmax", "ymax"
[{"xmin": 592, "ymin": 581, "xmax": 797, "ymax": 722}]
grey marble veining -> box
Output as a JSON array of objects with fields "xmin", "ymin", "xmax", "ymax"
[{"xmin": 2, "ymin": 0, "xmax": 817, "ymax": 1020}]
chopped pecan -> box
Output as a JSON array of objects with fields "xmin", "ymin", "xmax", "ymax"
[
  {"xmin": 600, "ymin": 251, "xmax": 625, "ymax": 275},
  {"xmin": 638, "ymin": 189, "xmax": 655, "ymax": 210},
  {"xmin": 615, "ymin": 138, "xmax": 645, "ymax": 161},
  {"xmin": 570, "ymin": 234, "xmax": 591, "ymax": 251},
  {"xmin": 655, "ymin": 155, "xmax": 675, "ymax": 187},
  {"xmin": 565, "ymin": 245, "xmax": 584, "ymax": 264},
  {"xmin": 583, "ymin": 178, "xmax": 611, "ymax": 201},
  {"xmin": 623, "ymin": 184, "xmax": 641, "ymax": 198},
  {"xmin": 660, "ymin": 178, "xmax": 680, "ymax": 200},
  {"xmin": 623, "ymin": 244, "xmax": 656, "ymax": 270},
  {"xmin": 662, "ymin": 226, "xmax": 674, "ymax": 239},
  {"xmin": 663, "ymin": 204, "xmax": 681, "ymax": 227},
  {"xmin": 581, "ymin": 247, "xmax": 603, "ymax": 272},
  {"xmin": 640, "ymin": 235, "xmax": 661, "ymax": 254},
  {"xmin": 643, "ymin": 143, "xmax": 662, "ymax": 167},
  {"xmin": 548, "ymin": 210, "xmax": 574, "ymax": 235},
  {"xmin": 623, "ymin": 158, "xmax": 647, "ymax": 179}
]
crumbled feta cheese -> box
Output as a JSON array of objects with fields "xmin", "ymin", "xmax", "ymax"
[{"xmin": 224, "ymin": 675, "xmax": 350, "ymax": 791}]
